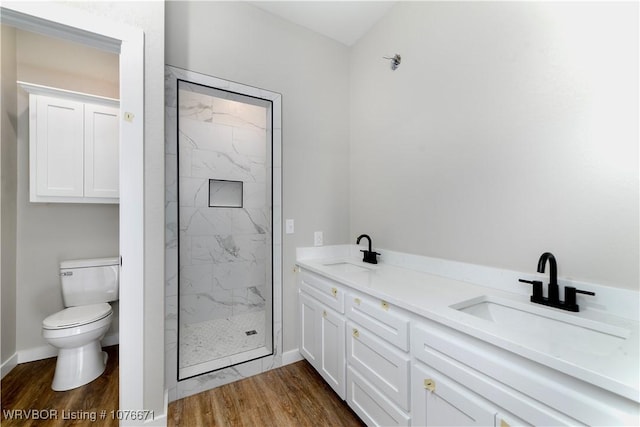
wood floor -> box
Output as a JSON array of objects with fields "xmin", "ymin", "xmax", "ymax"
[
  {"xmin": 2, "ymin": 349, "xmax": 363, "ymax": 427},
  {"xmin": 1, "ymin": 345, "xmax": 119, "ymax": 427},
  {"xmin": 169, "ymin": 360, "xmax": 365, "ymax": 427}
]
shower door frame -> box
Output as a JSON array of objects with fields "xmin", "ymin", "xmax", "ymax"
[{"xmin": 165, "ymin": 66, "xmax": 282, "ymax": 387}]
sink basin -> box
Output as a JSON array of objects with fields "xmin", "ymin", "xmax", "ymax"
[
  {"xmin": 451, "ymin": 296, "xmax": 631, "ymax": 357},
  {"xmin": 322, "ymin": 261, "xmax": 373, "ymax": 274}
]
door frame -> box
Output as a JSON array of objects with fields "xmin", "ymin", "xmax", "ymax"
[{"xmin": 1, "ymin": 1, "xmax": 146, "ymax": 414}]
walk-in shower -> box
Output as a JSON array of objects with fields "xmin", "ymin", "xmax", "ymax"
[{"xmin": 165, "ymin": 66, "xmax": 282, "ymax": 383}]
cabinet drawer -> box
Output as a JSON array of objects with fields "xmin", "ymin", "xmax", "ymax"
[
  {"xmin": 300, "ymin": 270, "xmax": 345, "ymax": 313},
  {"xmin": 347, "ymin": 321, "xmax": 410, "ymax": 411},
  {"xmin": 347, "ymin": 366, "xmax": 410, "ymax": 427},
  {"xmin": 346, "ymin": 293, "xmax": 409, "ymax": 351},
  {"xmin": 412, "ymin": 323, "xmax": 588, "ymax": 426}
]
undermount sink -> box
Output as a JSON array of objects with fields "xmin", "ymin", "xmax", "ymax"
[
  {"xmin": 451, "ymin": 296, "xmax": 631, "ymax": 357},
  {"xmin": 322, "ymin": 261, "xmax": 373, "ymax": 274}
]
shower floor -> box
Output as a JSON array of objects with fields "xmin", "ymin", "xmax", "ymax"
[{"xmin": 179, "ymin": 310, "xmax": 267, "ymax": 370}]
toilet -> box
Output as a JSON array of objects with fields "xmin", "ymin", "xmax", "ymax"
[{"xmin": 42, "ymin": 257, "xmax": 119, "ymax": 391}]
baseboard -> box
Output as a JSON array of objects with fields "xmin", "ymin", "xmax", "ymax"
[
  {"xmin": 1, "ymin": 353, "xmax": 18, "ymax": 379},
  {"xmin": 102, "ymin": 332, "xmax": 119, "ymax": 347},
  {"xmin": 17, "ymin": 344, "xmax": 57, "ymax": 364},
  {"xmin": 143, "ymin": 388, "xmax": 168, "ymax": 426},
  {"xmin": 281, "ymin": 349, "xmax": 303, "ymax": 366},
  {"xmin": 17, "ymin": 332, "xmax": 120, "ymax": 364}
]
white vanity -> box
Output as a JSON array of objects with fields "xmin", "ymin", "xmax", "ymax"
[{"xmin": 296, "ymin": 245, "xmax": 639, "ymax": 426}]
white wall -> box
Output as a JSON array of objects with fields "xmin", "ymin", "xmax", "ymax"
[
  {"xmin": 15, "ymin": 29, "xmax": 120, "ymax": 353},
  {"xmin": 1, "ymin": 24, "xmax": 18, "ymax": 368},
  {"xmin": 350, "ymin": 2, "xmax": 639, "ymax": 290},
  {"xmin": 165, "ymin": 1, "xmax": 351, "ymax": 353}
]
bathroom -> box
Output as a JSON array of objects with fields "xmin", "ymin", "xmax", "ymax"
[
  {"xmin": 1, "ymin": 1, "xmax": 638, "ymax": 426},
  {"xmin": 0, "ymin": 25, "xmax": 121, "ymax": 378}
]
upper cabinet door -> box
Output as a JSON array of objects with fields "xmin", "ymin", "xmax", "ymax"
[
  {"xmin": 33, "ymin": 94, "xmax": 84, "ymax": 198},
  {"xmin": 84, "ymin": 104, "xmax": 119, "ymax": 198}
]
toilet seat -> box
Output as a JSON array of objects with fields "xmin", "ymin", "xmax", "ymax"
[{"xmin": 43, "ymin": 303, "xmax": 112, "ymax": 330}]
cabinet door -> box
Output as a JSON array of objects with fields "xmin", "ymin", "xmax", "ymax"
[
  {"xmin": 299, "ymin": 290, "xmax": 346, "ymax": 399},
  {"xmin": 319, "ymin": 304, "xmax": 345, "ymax": 399},
  {"xmin": 412, "ymin": 362, "xmax": 496, "ymax": 427},
  {"xmin": 33, "ymin": 95, "xmax": 84, "ymax": 198},
  {"xmin": 299, "ymin": 291, "xmax": 321, "ymax": 368},
  {"xmin": 84, "ymin": 103, "xmax": 119, "ymax": 198}
]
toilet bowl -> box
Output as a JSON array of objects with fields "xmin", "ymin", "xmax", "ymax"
[
  {"xmin": 42, "ymin": 303, "xmax": 113, "ymax": 391},
  {"xmin": 41, "ymin": 257, "xmax": 119, "ymax": 391}
]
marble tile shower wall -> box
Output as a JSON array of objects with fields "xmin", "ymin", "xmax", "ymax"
[{"xmin": 178, "ymin": 89, "xmax": 271, "ymax": 326}]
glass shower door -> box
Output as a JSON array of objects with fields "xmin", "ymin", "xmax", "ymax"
[{"xmin": 176, "ymin": 79, "xmax": 273, "ymax": 380}]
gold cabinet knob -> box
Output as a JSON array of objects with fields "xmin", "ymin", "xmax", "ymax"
[
  {"xmin": 331, "ymin": 287, "xmax": 337, "ymax": 297},
  {"xmin": 354, "ymin": 297, "xmax": 361, "ymax": 305},
  {"xmin": 381, "ymin": 300, "xmax": 389, "ymax": 311},
  {"xmin": 353, "ymin": 328, "xmax": 359, "ymax": 338},
  {"xmin": 323, "ymin": 310, "xmax": 327, "ymax": 318},
  {"xmin": 424, "ymin": 378, "xmax": 435, "ymax": 392}
]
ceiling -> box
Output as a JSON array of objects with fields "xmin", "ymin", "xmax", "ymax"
[{"xmin": 249, "ymin": 1, "xmax": 396, "ymax": 46}]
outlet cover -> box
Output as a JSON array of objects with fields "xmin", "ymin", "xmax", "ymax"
[{"xmin": 314, "ymin": 231, "xmax": 323, "ymax": 246}]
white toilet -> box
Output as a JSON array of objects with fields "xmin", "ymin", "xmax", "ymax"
[{"xmin": 42, "ymin": 257, "xmax": 119, "ymax": 391}]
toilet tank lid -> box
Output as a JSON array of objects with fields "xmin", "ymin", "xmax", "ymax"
[{"xmin": 60, "ymin": 257, "xmax": 119, "ymax": 269}]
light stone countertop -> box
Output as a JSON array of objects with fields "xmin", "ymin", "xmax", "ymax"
[{"xmin": 296, "ymin": 252, "xmax": 640, "ymax": 403}]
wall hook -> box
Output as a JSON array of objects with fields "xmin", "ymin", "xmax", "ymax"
[{"xmin": 383, "ymin": 54, "xmax": 402, "ymax": 70}]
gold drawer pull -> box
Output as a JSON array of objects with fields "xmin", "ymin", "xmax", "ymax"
[
  {"xmin": 381, "ymin": 300, "xmax": 389, "ymax": 311},
  {"xmin": 323, "ymin": 310, "xmax": 327, "ymax": 318},
  {"xmin": 354, "ymin": 297, "xmax": 361, "ymax": 305},
  {"xmin": 500, "ymin": 420, "xmax": 510, "ymax": 427},
  {"xmin": 353, "ymin": 328, "xmax": 359, "ymax": 338},
  {"xmin": 331, "ymin": 287, "xmax": 337, "ymax": 297},
  {"xmin": 424, "ymin": 378, "xmax": 435, "ymax": 392}
]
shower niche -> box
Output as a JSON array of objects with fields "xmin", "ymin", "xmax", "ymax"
[{"xmin": 165, "ymin": 66, "xmax": 282, "ymax": 384}]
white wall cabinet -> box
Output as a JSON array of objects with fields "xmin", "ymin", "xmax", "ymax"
[
  {"xmin": 298, "ymin": 271, "xmax": 346, "ymax": 399},
  {"xmin": 22, "ymin": 82, "xmax": 120, "ymax": 204}
]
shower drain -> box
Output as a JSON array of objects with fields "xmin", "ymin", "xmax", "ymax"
[{"xmin": 245, "ymin": 330, "xmax": 257, "ymax": 336}]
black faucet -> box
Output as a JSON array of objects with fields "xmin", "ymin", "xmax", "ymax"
[
  {"xmin": 538, "ymin": 252, "xmax": 559, "ymax": 303},
  {"xmin": 519, "ymin": 252, "xmax": 595, "ymax": 312},
  {"xmin": 356, "ymin": 234, "xmax": 380, "ymax": 264}
]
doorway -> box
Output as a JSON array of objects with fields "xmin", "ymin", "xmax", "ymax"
[{"xmin": 0, "ymin": 2, "xmax": 145, "ymax": 413}]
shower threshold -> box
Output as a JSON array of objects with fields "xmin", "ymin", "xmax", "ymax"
[{"xmin": 179, "ymin": 345, "xmax": 272, "ymax": 380}]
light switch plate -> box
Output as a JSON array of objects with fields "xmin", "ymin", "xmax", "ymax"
[
  {"xmin": 314, "ymin": 231, "xmax": 323, "ymax": 246},
  {"xmin": 285, "ymin": 219, "xmax": 294, "ymax": 234}
]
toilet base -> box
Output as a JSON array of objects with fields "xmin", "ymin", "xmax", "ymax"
[{"xmin": 51, "ymin": 341, "xmax": 107, "ymax": 391}]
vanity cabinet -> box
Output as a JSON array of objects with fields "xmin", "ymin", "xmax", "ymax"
[
  {"xmin": 22, "ymin": 83, "xmax": 120, "ymax": 204},
  {"xmin": 345, "ymin": 293, "xmax": 411, "ymax": 426},
  {"xmin": 298, "ymin": 270, "xmax": 346, "ymax": 399},
  {"xmin": 411, "ymin": 319, "xmax": 637, "ymax": 426},
  {"xmin": 297, "ymin": 263, "xmax": 640, "ymax": 427}
]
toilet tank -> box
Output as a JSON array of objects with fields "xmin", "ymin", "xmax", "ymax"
[{"xmin": 60, "ymin": 257, "xmax": 119, "ymax": 307}]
